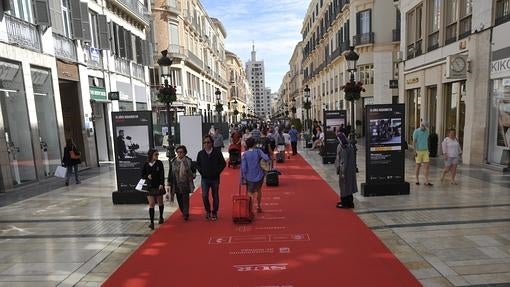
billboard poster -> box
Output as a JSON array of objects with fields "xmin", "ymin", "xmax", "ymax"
[
  {"xmin": 112, "ymin": 111, "xmax": 154, "ymax": 192},
  {"xmin": 321, "ymin": 110, "xmax": 347, "ymax": 163},
  {"xmin": 365, "ymin": 104, "xmax": 405, "ymax": 183},
  {"xmin": 323, "ymin": 110, "xmax": 347, "ymax": 135}
]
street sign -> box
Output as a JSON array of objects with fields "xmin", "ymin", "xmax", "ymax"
[{"xmin": 108, "ymin": 91, "xmax": 120, "ymax": 101}]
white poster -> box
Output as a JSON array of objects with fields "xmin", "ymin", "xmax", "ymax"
[{"xmin": 179, "ymin": 115, "xmax": 203, "ymax": 161}]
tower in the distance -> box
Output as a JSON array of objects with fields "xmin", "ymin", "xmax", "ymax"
[{"xmin": 246, "ymin": 43, "xmax": 270, "ymax": 119}]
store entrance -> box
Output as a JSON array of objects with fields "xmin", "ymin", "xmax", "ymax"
[
  {"xmin": 93, "ymin": 101, "xmax": 112, "ymax": 161},
  {"xmin": 59, "ymin": 81, "xmax": 86, "ymax": 165}
]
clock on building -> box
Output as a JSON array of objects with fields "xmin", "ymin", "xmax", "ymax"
[{"xmin": 451, "ymin": 55, "xmax": 466, "ymax": 73}]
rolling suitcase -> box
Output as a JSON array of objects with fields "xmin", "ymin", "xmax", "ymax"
[
  {"xmin": 232, "ymin": 185, "xmax": 254, "ymax": 224},
  {"xmin": 276, "ymin": 150, "xmax": 285, "ymax": 163},
  {"xmin": 266, "ymin": 169, "xmax": 279, "ymax": 186}
]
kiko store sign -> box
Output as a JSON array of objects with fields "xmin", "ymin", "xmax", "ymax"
[{"xmin": 492, "ymin": 57, "xmax": 510, "ymax": 78}]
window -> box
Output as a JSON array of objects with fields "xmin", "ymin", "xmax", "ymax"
[
  {"xmin": 406, "ymin": 4, "xmax": 423, "ymax": 58},
  {"xmin": 357, "ymin": 10, "xmax": 371, "ymax": 34},
  {"xmin": 445, "ymin": 0, "xmax": 472, "ymax": 44},
  {"xmin": 496, "ymin": 0, "xmax": 510, "ymax": 25},
  {"xmin": 8, "ymin": 0, "xmax": 34, "ymax": 22},
  {"xmin": 427, "ymin": 0, "xmax": 442, "ymax": 51},
  {"xmin": 62, "ymin": 0, "xmax": 72, "ymax": 38},
  {"xmin": 89, "ymin": 10, "xmax": 99, "ymax": 48}
]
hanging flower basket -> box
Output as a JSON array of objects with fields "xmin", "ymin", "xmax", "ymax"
[
  {"xmin": 215, "ymin": 103, "xmax": 223, "ymax": 112},
  {"xmin": 341, "ymin": 81, "xmax": 365, "ymax": 101},
  {"xmin": 157, "ymin": 86, "xmax": 177, "ymax": 103},
  {"xmin": 233, "ymin": 109, "xmax": 239, "ymax": 115},
  {"xmin": 291, "ymin": 107, "xmax": 297, "ymax": 114},
  {"xmin": 303, "ymin": 101, "xmax": 312, "ymax": 110},
  {"xmin": 242, "ymin": 112, "xmax": 246, "ymax": 118}
]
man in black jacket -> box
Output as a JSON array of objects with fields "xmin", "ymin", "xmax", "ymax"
[{"xmin": 196, "ymin": 135, "xmax": 226, "ymax": 221}]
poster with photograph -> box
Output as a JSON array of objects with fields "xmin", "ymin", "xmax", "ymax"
[
  {"xmin": 497, "ymin": 99, "xmax": 510, "ymax": 147},
  {"xmin": 365, "ymin": 104, "xmax": 405, "ymax": 183},
  {"xmin": 112, "ymin": 111, "xmax": 154, "ymax": 192},
  {"xmin": 323, "ymin": 110, "xmax": 347, "ymax": 134}
]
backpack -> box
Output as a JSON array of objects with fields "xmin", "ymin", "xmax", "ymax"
[{"xmin": 262, "ymin": 137, "xmax": 276, "ymax": 154}]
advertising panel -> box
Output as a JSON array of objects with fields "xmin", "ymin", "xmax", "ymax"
[
  {"xmin": 322, "ymin": 110, "xmax": 347, "ymax": 164},
  {"xmin": 112, "ymin": 111, "xmax": 154, "ymax": 192},
  {"xmin": 365, "ymin": 104, "xmax": 405, "ymax": 183}
]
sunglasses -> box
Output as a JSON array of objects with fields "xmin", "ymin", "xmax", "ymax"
[{"xmin": 203, "ymin": 141, "xmax": 211, "ymax": 144}]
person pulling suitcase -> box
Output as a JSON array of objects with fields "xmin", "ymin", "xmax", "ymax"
[{"xmin": 240, "ymin": 137, "xmax": 269, "ymax": 214}]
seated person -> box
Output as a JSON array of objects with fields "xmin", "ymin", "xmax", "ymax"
[{"xmin": 311, "ymin": 127, "xmax": 324, "ymax": 150}]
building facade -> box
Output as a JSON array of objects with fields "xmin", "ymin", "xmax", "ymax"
[
  {"xmin": 398, "ymin": 0, "xmax": 508, "ymax": 166},
  {"xmin": 225, "ymin": 51, "xmax": 252, "ymax": 123},
  {"xmin": 151, "ymin": 0, "xmax": 228, "ymax": 136},
  {"xmin": 246, "ymin": 45, "xmax": 271, "ymax": 119},
  {"xmin": 0, "ymin": 0, "xmax": 151, "ymax": 191},
  {"xmin": 301, "ymin": 0, "xmax": 400, "ymax": 130}
]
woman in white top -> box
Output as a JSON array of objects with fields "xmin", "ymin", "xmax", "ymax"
[
  {"xmin": 311, "ymin": 127, "xmax": 325, "ymax": 150},
  {"xmin": 440, "ymin": 129, "xmax": 462, "ymax": 185}
]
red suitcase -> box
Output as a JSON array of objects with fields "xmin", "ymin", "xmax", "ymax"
[{"xmin": 232, "ymin": 185, "xmax": 254, "ymax": 224}]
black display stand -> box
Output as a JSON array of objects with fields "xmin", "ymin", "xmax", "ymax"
[
  {"xmin": 321, "ymin": 131, "xmax": 337, "ymax": 164},
  {"xmin": 361, "ymin": 182, "xmax": 410, "ymax": 197},
  {"xmin": 112, "ymin": 191, "xmax": 148, "ymax": 204},
  {"xmin": 322, "ymin": 110, "xmax": 347, "ymax": 164},
  {"xmin": 362, "ymin": 104, "xmax": 410, "ymax": 197}
]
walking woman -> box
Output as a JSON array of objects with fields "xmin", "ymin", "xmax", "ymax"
[
  {"xmin": 241, "ymin": 137, "xmax": 270, "ymax": 214},
  {"xmin": 141, "ymin": 149, "xmax": 165, "ymax": 230},
  {"xmin": 62, "ymin": 138, "xmax": 81, "ymax": 186},
  {"xmin": 168, "ymin": 145, "xmax": 196, "ymax": 221},
  {"xmin": 334, "ymin": 133, "xmax": 358, "ymax": 208},
  {"xmin": 441, "ymin": 129, "xmax": 462, "ymax": 185}
]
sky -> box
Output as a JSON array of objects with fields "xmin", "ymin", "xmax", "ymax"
[{"xmin": 201, "ymin": 0, "xmax": 309, "ymax": 93}]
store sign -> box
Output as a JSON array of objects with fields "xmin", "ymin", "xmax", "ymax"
[
  {"xmin": 491, "ymin": 57, "xmax": 510, "ymax": 77},
  {"xmin": 389, "ymin": 80, "xmax": 398, "ymax": 89},
  {"xmin": 57, "ymin": 61, "xmax": 79, "ymax": 81},
  {"xmin": 112, "ymin": 111, "xmax": 154, "ymax": 192},
  {"xmin": 406, "ymin": 77, "xmax": 419, "ymax": 85},
  {"xmin": 89, "ymin": 47, "xmax": 100, "ymax": 63},
  {"xmin": 90, "ymin": 86, "xmax": 107, "ymax": 100},
  {"xmin": 365, "ymin": 104, "xmax": 405, "ymax": 184}
]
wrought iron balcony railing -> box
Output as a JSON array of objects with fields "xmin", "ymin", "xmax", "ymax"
[
  {"xmin": 114, "ymin": 0, "xmax": 150, "ymax": 24},
  {"xmin": 132, "ymin": 62, "xmax": 145, "ymax": 80},
  {"xmin": 53, "ymin": 33, "xmax": 77, "ymax": 62},
  {"xmin": 5, "ymin": 14, "xmax": 42, "ymax": 52},
  {"xmin": 115, "ymin": 56, "xmax": 131, "ymax": 76},
  {"xmin": 187, "ymin": 50, "xmax": 203, "ymax": 69},
  {"xmin": 353, "ymin": 32, "xmax": 375, "ymax": 46}
]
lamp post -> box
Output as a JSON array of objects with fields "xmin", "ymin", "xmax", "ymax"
[
  {"xmin": 343, "ymin": 46, "xmax": 364, "ymax": 172},
  {"xmin": 157, "ymin": 50, "xmax": 176, "ymax": 161},
  {"xmin": 215, "ymin": 88, "xmax": 223, "ymax": 123},
  {"xmin": 291, "ymin": 97, "xmax": 297, "ymax": 119},
  {"xmin": 232, "ymin": 98, "xmax": 238, "ymax": 123},
  {"xmin": 303, "ymin": 85, "xmax": 311, "ymax": 133}
]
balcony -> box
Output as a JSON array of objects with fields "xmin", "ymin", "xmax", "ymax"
[
  {"xmin": 132, "ymin": 62, "xmax": 144, "ymax": 80},
  {"xmin": 407, "ymin": 40, "xmax": 423, "ymax": 59},
  {"xmin": 162, "ymin": 0, "xmax": 180, "ymax": 15},
  {"xmin": 353, "ymin": 32, "xmax": 375, "ymax": 46},
  {"xmin": 53, "ymin": 33, "xmax": 77, "ymax": 62},
  {"xmin": 340, "ymin": 41, "xmax": 349, "ymax": 52},
  {"xmin": 187, "ymin": 50, "xmax": 203, "ymax": 70},
  {"xmin": 86, "ymin": 47, "xmax": 103, "ymax": 70},
  {"xmin": 392, "ymin": 29, "xmax": 401, "ymax": 42},
  {"xmin": 459, "ymin": 16, "xmax": 472, "ymax": 40},
  {"xmin": 445, "ymin": 23, "xmax": 457, "ymax": 45},
  {"xmin": 115, "ymin": 56, "xmax": 131, "ymax": 76},
  {"xmin": 427, "ymin": 32, "xmax": 439, "ymax": 52},
  {"xmin": 112, "ymin": 0, "xmax": 150, "ymax": 25},
  {"xmin": 496, "ymin": 13, "xmax": 510, "ymax": 25},
  {"xmin": 4, "ymin": 14, "xmax": 42, "ymax": 52},
  {"xmin": 167, "ymin": 44, "xmax": 187, "ymax": 59}
]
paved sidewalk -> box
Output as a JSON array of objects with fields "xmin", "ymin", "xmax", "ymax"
[{"xmin": 0, "ymin": 142, "xmax": 508, "ymax": 286}]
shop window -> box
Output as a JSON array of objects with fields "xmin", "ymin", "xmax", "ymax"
[
  {"xmin": 31, "ymin": 67, "xmax": 61, "ymax": 177},
  {"xmin": 0, "ymin": 60, "xmax": 36, "ymax": 185},
  {"xmin": 427, "ymin": 86, "xmax": 437, "ymax": 132},
  {"xmin": 444, "ymin": 81, "xmax": 466, "ymax": 146},
  {"xmin": 136, "ymin": 102, "xmax": 148, "ymax": 110},
  {"xmin": 119, "ymin": 101, "xmax": 133, "ymax": 111}
]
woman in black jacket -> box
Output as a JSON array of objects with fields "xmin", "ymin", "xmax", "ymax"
[
  {"xmin": 168, "ymin": 145, "xmax": 196, "ymax": 221},
  {"xmin": 62, "ymin": 138, "xmax": 81, "ymax": 186},
  {"xmin": 141, "ymin": 149, "xmax": 165, "ymax": 230}
]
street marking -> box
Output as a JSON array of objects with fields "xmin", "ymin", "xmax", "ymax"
[{"xmin": 209, "ymin": 233, "xmax": 310, "ymax": 245}]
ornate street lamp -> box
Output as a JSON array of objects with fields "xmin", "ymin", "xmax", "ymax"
[
  {"xmin": 157, "ymin": 50, "xmax": 176, "ymax": 161},
  {"xmin": 342, "ymin": 46, "xmax": 364, "ymax": 172},
  {"xmin": 242, "ymin": 105, "xmax": 246, "ymax": 119},
  {"xmin": 291, "ymin": 97, "xmax": 297, "ymax": 118},
  {"xmin": 232, "ymin": 98, "xmax": 238, "ymax": 123},
  {"xmin": 303, "ymin": 85, "xmax": 311, "ymax": 133},
  {"xmin": 215, "ymin": 88, "xmax": 223, "ymax": 123}
]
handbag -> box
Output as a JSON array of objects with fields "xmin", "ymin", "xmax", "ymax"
[
  {"xmin": 54, "ymin": 166, "xmax": 67, "ymax": 178},
  {"xmin": 257, "ymin": 150, "xmax": 271, "ymax": 172},
  {"xmin": 70, "ymin": 150, "xmax": 80, "ymax": 160}
]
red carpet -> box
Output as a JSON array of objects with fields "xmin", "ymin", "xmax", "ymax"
[{"xmin": 103, "ymin": 154, "xmax": 421, "ymax": 287}]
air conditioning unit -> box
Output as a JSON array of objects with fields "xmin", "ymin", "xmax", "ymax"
[{"xmin": 446, "ymin": 54, "xmax": 468, "ymax": 79}]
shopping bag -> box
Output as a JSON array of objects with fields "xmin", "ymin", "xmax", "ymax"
[
  {"xmin": 54, "ymin": 166, "xmax": 67, "ymax": 178},
  {"xmin": 135, "ymin": 179, "xmax": 147, "ymax": 191}
]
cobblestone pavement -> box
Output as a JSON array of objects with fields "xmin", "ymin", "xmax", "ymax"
[{"xmin": 0, "ymin": 142, "xmax": 508, "ymax": 287}]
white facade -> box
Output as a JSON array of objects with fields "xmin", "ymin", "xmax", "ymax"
[{"xmin": 246, "ymin": 45, "xmax": 270, "ymax": 118}]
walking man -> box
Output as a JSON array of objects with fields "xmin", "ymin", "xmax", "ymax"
[
  {"xmin": 413, "ymin": 122, "xmax": 433, "ymax": 186},
  {"xmin": 289, "ymin": 125, "xmax": 299, "ymax": 156},
  {"xmin": 196, "ymin": 135, "xmax": 226, "ymax": 220}
]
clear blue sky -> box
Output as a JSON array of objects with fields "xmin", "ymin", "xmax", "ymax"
[{"xmin": 201, "ymin": 0, "xmax": 308, "ymax": 92}]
